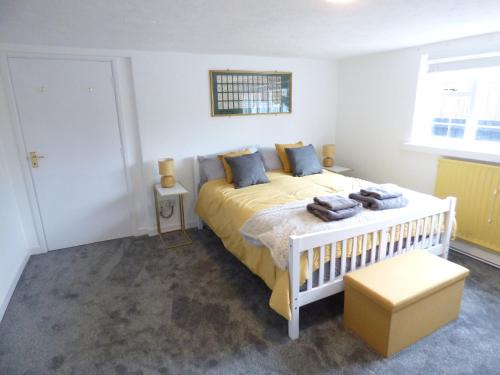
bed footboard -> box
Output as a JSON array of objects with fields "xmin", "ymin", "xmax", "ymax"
[{"xmin": 288, "ymin": 196, "xmax": 456, "ymax": 340}]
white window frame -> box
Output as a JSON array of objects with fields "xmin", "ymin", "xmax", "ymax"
[{"xmin": 405, "ymin": 54, "xmax": 500, "ymax": 163}]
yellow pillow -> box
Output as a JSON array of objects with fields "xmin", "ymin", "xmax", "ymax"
[
  {"xmin": 275, "ymin": 141, "xmax": 304, "ymax": 172},
  {"xmin": 218, "ymin": 149, "xmax": 253, "ymax": 183}
]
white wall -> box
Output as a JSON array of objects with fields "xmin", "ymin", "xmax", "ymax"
[
  {"xmin": 0, "ymin": 78, "xmax": 30, "ymax": 321},
  {"xmin": 336, "ymin": 32, "xmax": 500, "ymax": 194},
  {"xmin": 0, "ymin": 45, "xmax": 337, "ymax": 241},
  {"xmin": 132, "ymin": 52, "xmax": 337, "ymax": 231},
  {"xmin": 0, "ymin": 46, "xmax": 336, "ymax": 320}
]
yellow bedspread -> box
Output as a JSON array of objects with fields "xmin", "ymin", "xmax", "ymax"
[{"xmin": 195, "ymin": 170, "xmax": 370, "ymax": 320}]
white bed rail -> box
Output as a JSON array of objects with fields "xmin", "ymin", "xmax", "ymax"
[{"xmin": 288, "ymin": 196, "xmax": 456, "ymax": 339}]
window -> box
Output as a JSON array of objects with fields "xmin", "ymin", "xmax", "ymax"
[{"xmin": 412, "ymin": 57, "xmax": 500, "ymax": 149}]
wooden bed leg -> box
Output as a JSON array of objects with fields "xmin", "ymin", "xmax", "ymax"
[
  {"xmin": 289, "ymin": 309, "xmax": 299, "ymax": 340},
  {"xmin": 442, "ymin": 197, "xmax": 457, "ymax": 259}
]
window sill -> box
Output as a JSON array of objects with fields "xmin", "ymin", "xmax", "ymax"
[{"xmin": 402, "ymin": 141, "xmax": 500, "ymax": 164}]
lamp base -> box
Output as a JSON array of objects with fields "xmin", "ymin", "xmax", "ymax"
[
  {"xmin": 323, "ymin": 157, "xmax": 334, "ymax": 167},
  {"xmin": 161, "ymin": 175, "xmax": 175, "ymax": 188}
]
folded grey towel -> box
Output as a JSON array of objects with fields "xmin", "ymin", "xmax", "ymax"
[
  {"xmin": 313, "ymin": 195, "xmax": 360, "ymax": 211},
  {"xmin": 349, "ymin": 192, "xmax": 408, "ymax": 210},
  {"xmin": 360, "ymin": 184, "xmax": 402, "ymax": 200},
  {"xmin": 307, "ymin": 203, "xmax": 362, "ymax": 222}
]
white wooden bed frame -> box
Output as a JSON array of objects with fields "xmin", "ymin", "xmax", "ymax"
[{"xmin": 193, "ymin": 157, "xmax": 456, "ymax": 340}]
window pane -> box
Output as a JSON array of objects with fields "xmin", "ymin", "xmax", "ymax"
[
  {"xmin": 475, "ymin": 127, "xmax": 500, "ymax": 141},
  {"xmin": 433, "ymin": 117, "xmax": 450, "ymax": 123},
  {"xmin": 431, "ymin": 121, "xmax": 465, "ymax": 138},
  {"xmin": 473, "ymin": 76, "xmax": 500, "ymax": 142},
  {"xmin": 427, "ymin": 74, "xmax": 472, "ymax": 142},
  {"xmin": 475, "ymin": 81, "xmax": 500, "ymax": 120},
  {"xmin": 449, "ymin": 126, "xmax": 465, "ymax": 138},
  {"xmin": 415, "ymin": 67, "xmax": 500, "ymax": 145},
  {"xmin": 432, "ymin": 95, "xmax": 471, "ymax": 122},
  {"xmin": 478, "ymin": 120, "xmax": 500, "ymax": 126},
  {"xmin": 432, "ymin": 124, "xmax": 448, "ymax": 136}
]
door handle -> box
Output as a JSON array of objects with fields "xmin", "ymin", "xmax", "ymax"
[{"xmin": 29, "ymin": 151, "xmax": 45, "ymax": 168}]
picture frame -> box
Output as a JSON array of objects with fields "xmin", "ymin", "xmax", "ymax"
[{"xmin": 209, "ymin": 70, "xmax": 292, "ymax": 116}]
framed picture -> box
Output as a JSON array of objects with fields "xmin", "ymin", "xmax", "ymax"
[{"xmin": 210, "ymin": 70, "xmax": 292, "ymax": 116}]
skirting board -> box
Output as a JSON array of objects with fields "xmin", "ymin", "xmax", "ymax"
[
  {"xmin": 29, "ymin": 246, "xmax": 45, "ymax": 255},
  {"xmin": 451, "ymin": 239, "xmax": 500, "ymax": 269},
  {"xmin": 0, "ymin": 253, "xmax": 30, "ymax": 323}
]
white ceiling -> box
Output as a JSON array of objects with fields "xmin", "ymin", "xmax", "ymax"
[{"xmin": 2, "ymin": 0, "xmax": 500, "ymax": 59}]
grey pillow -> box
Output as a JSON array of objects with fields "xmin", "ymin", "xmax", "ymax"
[
  {"xmin": 258, "ymin": 147, "xmax": 282, "ymax": 171},
  {"xmin": 197, "ymin": 154, "xmax": 225, "ymax": 183},
  {"xmin": 225, "ymin": 152, "xmax": 270, "ymax": 188},
  {"xmin": 197, "ymin": 145, "xmax": 259, "ymax": 185},
  {"xmin": 285, "ymin": 144, "xmax": 323, "ymax": 177}
]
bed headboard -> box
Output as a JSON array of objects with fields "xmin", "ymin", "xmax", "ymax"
[
  {"xmin": 193, "ymin": 155, "xmax": 204, "ymax": 230},
  {"xmin": 193, "ymin": 155, "xmax": 200, "ymax": 193}
]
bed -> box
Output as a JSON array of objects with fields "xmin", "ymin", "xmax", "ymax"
[{"xmin": 194, "ymin": 163, "xmax": 456, "ymax": 340}]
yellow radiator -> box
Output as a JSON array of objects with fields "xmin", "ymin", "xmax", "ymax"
[{"xmin": 434, "ymin": 158, "xmax": 500, "ymax": 253}]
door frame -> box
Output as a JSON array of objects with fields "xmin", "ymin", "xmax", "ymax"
[{"xmin": 1, "ymin": 52, "xmax": 136, "ymax": 252}]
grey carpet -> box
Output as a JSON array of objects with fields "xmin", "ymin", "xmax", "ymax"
[{"xmin": 0, "ymin": 229, "xmax": 499, "ymax": 375}]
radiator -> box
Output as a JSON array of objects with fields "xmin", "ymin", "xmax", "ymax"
[{"xmin": 434, "ymin": 157, "xmax": 500, "ymax": 253}]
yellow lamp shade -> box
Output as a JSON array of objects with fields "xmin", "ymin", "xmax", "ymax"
[
  {"xmin": 323, "ymin": 144, "xmax": 336, "ymax": 158},
  {"xmin": 158, "ymin": 158, "xmax": 174, "ymax": 176}
]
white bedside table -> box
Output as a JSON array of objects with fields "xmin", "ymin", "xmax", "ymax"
[
  {"xmin": 324, "ymin": 165, "xmax": 353, "ymax": 174},
  {"xmin": 153, "ymin": 182, "xmax": 191, "ymax": 248}
]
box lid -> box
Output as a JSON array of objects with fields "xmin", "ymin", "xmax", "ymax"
[{"xmin": 344, "ymin": 250, "xmax": 469, "ymax": 312}]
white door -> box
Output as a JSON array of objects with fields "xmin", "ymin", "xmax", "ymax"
[{"xmin": 8, "ymin": 57, "xmax": 132, "ymax": 250}]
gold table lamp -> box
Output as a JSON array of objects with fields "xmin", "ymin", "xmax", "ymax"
[
  {"xmin": 322, "ymin": 144, "xmax": 336, "ymax": 167},
  {"xmin": 158, "ymin": 158, "xmax": 175, "ymax": 188}
]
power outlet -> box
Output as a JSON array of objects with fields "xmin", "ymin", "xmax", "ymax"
[{"xmin": 160, "ymin": 199, "xmax": 176, "ymax": 219}]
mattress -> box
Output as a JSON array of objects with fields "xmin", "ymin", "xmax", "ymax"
[
  {"xmin": 195, "ymin": 170, "xmax": 451, "ymax": 320},
  {"xmin": 195, "ymin": 170, "xmax": 371, "ymax": 320}
]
